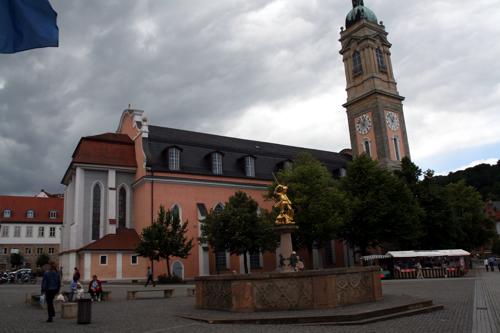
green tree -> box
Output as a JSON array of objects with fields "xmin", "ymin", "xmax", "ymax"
[
  {"xmin": 136, "ymin": 206, "xmax": 194, "ymax": 278},
  {"xmin": 10, "ymin": 253, "xmax": 23, "ymax": 268},
  {"xmin": 444, "ymin": 181, "xmax": 495, "ymax": 250},
  {"xmin": 36, "ymin": 253, "xmax": 50, "ymax": 268},
  {"xmin": 201, "ymin": 191, "xmax": 277, "ymax": 274},
  {"xmin": 270, "ymin": 152, "xmax": 348, "ymax": 265},
  {"xmin": 339, "ymin": 154, "xmax": 422, "ymax": 254}
]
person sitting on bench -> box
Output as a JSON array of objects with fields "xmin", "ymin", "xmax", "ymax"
[{"xmin": 88, "ymin": 275, "xmax": 103, "ymax": 301}]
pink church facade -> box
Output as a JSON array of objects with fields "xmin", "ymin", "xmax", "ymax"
[{"xmin": 59, "ymin": 109, "xmax": 350, "ymax": 282}]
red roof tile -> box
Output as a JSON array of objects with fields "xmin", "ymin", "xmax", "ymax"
[
  {"xmin": 0, "ymin": 196, "xmax": 63, "ymax": 224},
  {"xmin": 72, "ymin": 133, "xmax": 136, "ymax": 168},
  {"xmin": 79, "ymin": 228, "xmax": 140, "ymax": 251}
]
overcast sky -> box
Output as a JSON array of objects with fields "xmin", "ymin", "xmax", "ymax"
[{"xmin": 0, "ymin": 0, "xmax": 499, "ymax": 195}]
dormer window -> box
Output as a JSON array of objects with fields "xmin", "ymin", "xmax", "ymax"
[
  {"xmin": 3, "ymin": 209, "xmax": 11, "ymax": 218},
  {"xmin": 244, "ymin": 156, "xmax": 255, "ymax": 177},
  {"xmin": 211, "ymin": 152, "xmax": 223, "ymax": 175},
  {"xmin": 352, "ymin": 51, "xmax": 363, "ymax": 76},
  {"xmin": 49, "ymin": 210, "xmax": 57, "ymax": 219},
  {"xmin": 168, "ymin": 147, "xmax": 181, "ymax": 171},
  {"xmin": 26, "ymin": 210, "xmax": 34, "ymax": 219},
  {"xmin": 376, "ymin": 48, "xmax": 387, "ymax": 72}
]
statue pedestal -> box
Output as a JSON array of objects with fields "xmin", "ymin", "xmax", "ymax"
[{"xmin": 274, "ymin": 224, "xmax": 298, "ymax": 272}]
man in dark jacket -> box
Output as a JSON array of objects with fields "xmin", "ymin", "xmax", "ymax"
[{"xmin": 41, "ymin": 262, "xmax": 61, "ymax": 322}]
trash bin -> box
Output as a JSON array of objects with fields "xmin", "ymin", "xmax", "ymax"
[{"xmin": 77, "ymin": 298, "xmax": 92, "ymax": 324}]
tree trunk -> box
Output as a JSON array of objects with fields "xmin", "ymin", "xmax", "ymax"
[
  {"xmin": 243, "ymin": 252, "xmax": 249, "ymax": 274},
  {"xmin": 166, "ymin": 257, "xmax": 171, "ymax": 278}
]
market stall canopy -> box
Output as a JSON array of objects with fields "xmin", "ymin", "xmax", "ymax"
[
  {"xmin": 361, "ymin": 254, "xmax": 392, "ymax": 261},
  {"xmin": 387, "ymin": 250, "xmax": 470, "ymax": 258}
]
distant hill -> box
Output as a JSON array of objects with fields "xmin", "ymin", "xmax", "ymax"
[{"xmin": 435, "ymin": 160, "xmax": 500, "ymax": 200}]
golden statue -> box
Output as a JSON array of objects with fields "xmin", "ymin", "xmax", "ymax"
[{"xmin": 273, "ymin": 184, "xmax": 294, "ymax": 225}]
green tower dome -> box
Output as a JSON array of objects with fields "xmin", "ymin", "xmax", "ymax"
[{"xmin": 345, "ymin": 0, "xmax": 378, "ymax": 28}]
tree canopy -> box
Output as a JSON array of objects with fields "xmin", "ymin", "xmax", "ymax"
[
  {"xmin": 201, "ymin": 191, "xmax": 276, "ymax": 273},
  {"xmin": 136, "ymin": 206, "xmax": 193, "ymax": 277},
  {"xmin": 270, "ymin": 152, "xmax": 348, "ymax": 259}
]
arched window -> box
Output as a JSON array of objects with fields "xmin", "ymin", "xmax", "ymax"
[
  {"xmin": 363, "ymin": 139, "xmax": 371, "ymax": 158},
  {"xmin": 118, "ymin": 187, "xmax": 127, "ymax": 229},
  {"xmin": 92, "ymin": 183, "xmax": 102, "ymax": 240},
  {"xmin": 244, "ymin": 156, "xmax": 255, "ymax": 177},
  {"xmin": 352, "ymin": 51, "xmax": 363, "ymax": 75},
  {"xmin": 171, "ymin": 204, "xmax": 181, "ymax": 221},
  {"xmin": 211, "ymin": 152, "xmax": 223, "ymax": 175},
  {"xmin": 168, "ymin": 147, "xmax": 181, "ymax": 171},
  {"xmin": 376, "ymin": 48, "xmax": 387, "ymax": 72},
  {"xmin": 393, "ymin": 136, "xmax": 401, "ymax": 161},
  {"xmin": 214, "ymin": 203, "xmax": 224, "ymax": 214}
]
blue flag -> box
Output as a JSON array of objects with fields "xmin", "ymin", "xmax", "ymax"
[{"xmin": 0, "ymin": 0, "xmax": 59, "ymax": 54}]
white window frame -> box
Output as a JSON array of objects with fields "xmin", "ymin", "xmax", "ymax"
[
  {"xmin": 244, "ymin": 156, "xmax": 255, "ymax": 177},
  {"xmin": 26, "ymin": 226, "xmax": 33, "ymax": 238},
  {"xmin": 168, "ymin": 147, "xmax": 181, "ymax": 171},
  {"xmin": 3, "ymin": 209, "xmax": 11, "ymax": 218},
  {"xmin": 1, "ymin": 226, "xmax": 9, "ymax": 237},
  {"xmin": 36, "ymin": 248, "xmax": 43, "ymax": 255},
  {"xmin": 14, "ymin": 226, "xmax": 21, "ymax": 238},
  {"xmin": 99, "ymin": 255, "xmax": 108, "ymax": 265},
  {"xmin": 49, "ymin": 210, "xmax": 57, "ymax": 219},
  {"xmin": 131, "ymin": 255, "xmax": 138, "ymax": 265},
  {"xmin": 211, "ymin": 152, "xmax": 223, "ymax": 175},
  {"xmin": 49, "ymin": 227, "xmax": 56, "ymax": 238},
  {"xmin": 38, "ymin": 226, "xmax": 45, "ymax": 238},
  {"xmin": 26, "ymin": 210, "xmax": 34, "ymax": 218},
  {"xmin": 25, "ymin": 247, "xmax": 32, "ymax": 255},
  {"xmin": 48, "ymin": 248, "xmax": 55, "ymax": 254}
]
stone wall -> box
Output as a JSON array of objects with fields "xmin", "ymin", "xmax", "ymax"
[{"xmin": 195, "ymin": 266, "xmax": 382, "ymax": 312}]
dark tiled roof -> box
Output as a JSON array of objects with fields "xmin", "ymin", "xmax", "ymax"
[
  {"xmin": 145, "ymin": 126, "xmax": 350, "ymax": 180},
  {"xmin": 0, "ymin": 196, "xmax": 63, "ymax": 224},
  {"xmin": 79, "ymin": 228, "xmax": 140, "ymax": 251}
]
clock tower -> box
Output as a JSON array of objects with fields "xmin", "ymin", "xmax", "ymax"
[{"xmin": 340, "ymin": 0, "xmax": 410, "ymax": 169}]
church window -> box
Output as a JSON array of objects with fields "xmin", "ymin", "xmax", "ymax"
[
  {"xmin": 244, "ymin": 156, "xmax": 255, "ymax": 177},
  {"xmin": 363, "ymin": 139, "xmax": 371, "ymax": 158},
  {"xmin": 172, "ymin": 204, "xmax": 181, "ymax": 221},
  {"xmin": 118, "ymin": 187, "xmax": 127, "ymax": 229},
  {"xmin": 92, "ymin": 184, "xmax": 102, "ymax": 241},
  {"xmin": 250, "ymin": 252, "xmax": 262, "ymax": 269},
  {"xmin": 393, "ymin": 137, "xmax": 401, "ymax": 161},
  {"xmin": 376, "ymin": 48, "xmax": 387, "ymax": 72},
  {"xmin": 168, "ymin": 147, "xmax": 180, "ymax": 171},
  {"xmin": 211, "ymin": 152, "xmax": 223, "ymax": 175},
  {"xmin": 352, "ymin": 51, "xmax": 363, "ymax": 75}
]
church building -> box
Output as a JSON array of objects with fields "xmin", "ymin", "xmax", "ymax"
[{"xmin": 59, "ymin": 0, "xmax": 410, "ymax": 282}]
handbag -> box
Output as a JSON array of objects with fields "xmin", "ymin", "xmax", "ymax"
[{"xmin": 39, "ymin": 294, "xmax": 45, "ymax": 305}]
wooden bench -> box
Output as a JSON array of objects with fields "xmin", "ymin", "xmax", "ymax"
[
  {"xmin": 126, "ymin": 289, "xmax": 174, "ymax": 300},
  {"xmin": 186, "ymin": 288, "xmax": 195, "ymax": 297}
]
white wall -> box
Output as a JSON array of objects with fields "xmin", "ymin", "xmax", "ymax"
[{"xmin": 0, "ymin": 223, "xmax": 62, "ymax": 245}]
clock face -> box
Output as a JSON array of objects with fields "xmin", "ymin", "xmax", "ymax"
[
  {"xmin": 355, "ymin": 114, "xmax": 372, "ymax": 135},
  {"xmin": 386, "ymin": 111, "xmax": 400, "ymax": 131}
]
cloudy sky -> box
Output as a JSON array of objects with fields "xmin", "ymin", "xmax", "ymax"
[{"xmin": 0, "ymin": 0, "xmax": 499, "ymax": 195}]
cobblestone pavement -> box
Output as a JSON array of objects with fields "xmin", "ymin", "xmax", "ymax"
[{"xmin": 0, "ymin": 268, "xmax": 495, "ymax": 333}]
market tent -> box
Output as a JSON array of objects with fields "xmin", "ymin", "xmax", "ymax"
[
  {"xmin": 387, "ymin": 249, "xmax": 470, "ymax": 258},
  {"xmin": 361, "ymin": 254, "xmax": 392, "ymax": 261}
]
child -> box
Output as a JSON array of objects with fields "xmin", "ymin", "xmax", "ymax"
[
  {"xmin": 75, "ymin": 282, "xmax": 84, "ymax": 300},
  {"xmin": 69, "ymin": 279, "xmax": 78, "ymax": 301}
]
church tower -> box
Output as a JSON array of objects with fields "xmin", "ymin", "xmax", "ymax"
[{"xmin": 340, "ymin": 0, "xmax": 410, "ymax": 169}]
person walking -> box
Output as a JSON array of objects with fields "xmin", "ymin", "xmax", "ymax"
[
  {"xmin": 484, "ymin": 258, "xmax": 489, "ymax": 272},
  {"xmin": 415, "ymin": 261, "xmax": 424, "ymax": 279},
  {"xmin": 41, "ymin": 262, "xmax": 61, "ymax": 323},
  {"xmin": 73, "ymin": 267, "xmax": 80, "ymax": 282},
  {"xmin": 145, "ymin": 266, "xmax": 155, "ymax": 287},
  {"xmin": 489, "ymin": 258, "xmax": 495, "ymax": 272}
]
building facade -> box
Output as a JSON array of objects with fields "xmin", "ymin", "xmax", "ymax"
[
  {"xmin": 0, "ymin": 195, "xmax": 63, "ymax": 271},
  {"xmin": 59, "ymin": 0, "xmax": 408, "ymax": 281},
  {"xmin": 340, "ymin": 0, "xmax": 411, "ymax": 169}
]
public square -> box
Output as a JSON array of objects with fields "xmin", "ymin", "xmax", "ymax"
[{"xmin": 0, "ymin": 265, "xmax": 499, "ymax": 333}]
